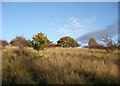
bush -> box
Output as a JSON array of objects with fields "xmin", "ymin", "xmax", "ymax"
[
  {"xmin": 9, "ymin": 36, "xmax": 28, "ymax": 48},
  {"xmin": 48, "ymin": 44, "xmax": 59, "ymax": 47},
  {"xmin": 88, "ymin": 44, "xmax": 105, "ymax": 49},
  {"xmin": 101, "ymin": 35, "xmax": 118, "ymax": 52},
  {"xmin": 0, "ymin": 40, "xmax": 9, "ymax": 48}
]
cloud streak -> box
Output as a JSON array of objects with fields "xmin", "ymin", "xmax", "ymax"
[
  {"xmin": 69, "ymin": 17, "xmax": 74, "ymax": 20},
  {"xmin": 72, "ymin": 19, "xmax": 78, "ymax": 23},
  {"xmin": 56, "ymin": 16, "xmax": 97, "ymax": 39},
  {"xmin": 76, "ymin": 22, "xmax": 118, "ymax": 44},
  {"xmin": 52, "ymin": 17, "xmax": 84, "ymax": 37}
]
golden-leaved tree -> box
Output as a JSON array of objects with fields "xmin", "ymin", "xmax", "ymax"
[
  {"xmin": 57, "ymin": 36, "xmax": 80, "ymax": 48},
  {"xmin": 31, "ymin": 32, "xmax": 53, "ymax": 47},
  {"xmin": 88, "ymin": 38, "xmax": 98, "ymax": 48}
]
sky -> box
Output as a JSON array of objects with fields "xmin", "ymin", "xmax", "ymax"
[{"xmin": 2, "ymin": 2, "xmax": 118, "ymax": 46}]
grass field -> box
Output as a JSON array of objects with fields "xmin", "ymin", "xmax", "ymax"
[{"xmin": 2, "ymin": 46, "xmax": 119, "ymax": 84}]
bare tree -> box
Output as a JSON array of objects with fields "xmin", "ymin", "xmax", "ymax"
[{"xmin": 101, "ymin": 35, "xmax": 117, "ymax": 52}]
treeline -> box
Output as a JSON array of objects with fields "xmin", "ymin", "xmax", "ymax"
[
  {"xmin": 0, "ymin": 32, "xmax": 119, "ymax": 53},
  {"xmin": 84, "ymin": 36, "xmax": 119, "ymax": 52},
  {"xmin": 0, "ymin": 32, "xmax": 80, "ymax": 49}
]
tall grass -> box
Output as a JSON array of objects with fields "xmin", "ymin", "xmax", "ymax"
[{"xmin": 2, "ymin": 46, "xmax": 119, "ymax": 84}]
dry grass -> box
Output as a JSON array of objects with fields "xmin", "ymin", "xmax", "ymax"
[{"xmin": 2, "ymin": 46, "xmax": 119, "ymax": 84}]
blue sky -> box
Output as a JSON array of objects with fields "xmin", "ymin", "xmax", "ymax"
[{"xmin": 2, "ymin": 2, "xmax": 118, "ymax": 45}]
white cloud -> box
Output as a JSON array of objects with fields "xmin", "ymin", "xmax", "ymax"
[
  {"xmin": 56, "ymin": 24, "xmax": 70, "ymax": 35},
  {"xmin": 56, "ymin": 28, "xmax": 71, "ymax": 36},
  {"xmin": 56, "ymin": 21, "xmax": 85, "ymax": 39},
  {"xmin": 74, "ymin": 22, "xmax": 85, "ymax": 28},
  {"xmin": 69, "ymin": 17, "xmax": 74, "ymax": 20},
  {"xmin": 72, "ymin": 19, "xmax": 78, "ymax": 24},
  {"xmin": 64, "ymin": 24, "xmax": 68, "ymax": 27},
  {"xmin": 56, "ymin": 16, "xmax": 97, "ymax": 39}
]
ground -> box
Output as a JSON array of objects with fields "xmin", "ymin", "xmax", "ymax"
[{"xmin": 1, "ymin": 46, "xmax": 119, "ymax": 84}]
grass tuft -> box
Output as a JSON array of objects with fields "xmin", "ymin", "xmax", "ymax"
[{"xmin": 2, "ymin": 46, "xmax": 119, "ymax": 84}]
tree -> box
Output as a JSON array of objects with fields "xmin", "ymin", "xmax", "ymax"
[
  {"xmin": 29, "ymin": 32, "xmax": 48, "ymax": 54},
  {"xmin": 29, "ymin": 39, "xmax": 46, "ymax": 53},
  {"xmin": 88, "ymin": 38, "xmax": 98, "ymax": 48},
  {"xmin": 57, "ymin": 36, "xmax": 80, "ymax": 48},
  {"xmin": 0, "ymin": 40, "xmax": 9, "ymax": 47},
  {"xmin": 9, "ymin": 36, "xmax": 28, "ymax": 48},
  {"xmin": 101, "ymin": 35, "xmax": 117, "ymax": 52},
  {"xmin": 118, "ymin": 39, "xmax": 120, "ymax": 50},
  {"xmin": 32, "ymin": 32, "xmax": 53, "ymax": 47}
]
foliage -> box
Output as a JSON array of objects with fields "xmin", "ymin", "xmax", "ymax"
[
  {"xmin": 87, "ymin": 36, "xmax": 118, "ymax": 53},
  {"xmin": 95, "ymin": 44, "xmax": 105, "ymax": 49},
  {"xmin": 29, "ymin": 39, "xmax": 46, "ymax": 51},
  {"xmin": 57, "ymin": 36, "xmax": 80, "ymax": 48},
  {"xmin": 29, "ymin": 32, "xmax": 48, "ymax": 51},
  {"xmin": 9, "ymin": 36, "xmax": 28, "ymax": 48},
  {"xmin": 48, "ymin": 43, "xmax": 58, "ymax": 47},
  {"xmin": 88, "ymin": 38, "xmax": 98, "ymax": 48},
  {"xmin": 32, "ymin": 32, "xmax": 53, "ymax": 47},
  {"xmin": 101, "ymin": 35, "xmax": 113, "ymax": 47},
  {"xmin": 88, "ymin": 44, "xmax": 105, "ymax": 49},
  {"xmin": 0, "ymin": 40, "xmax": 9, "ymax": 47}
]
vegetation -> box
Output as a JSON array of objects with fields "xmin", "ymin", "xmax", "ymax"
[
  {"xmin": 57, "ymin": 36, "xmax": 80, "ymax": 48},
  {"xmin": 101, "ymin": 35, "xmax": 118, "ymax": 52},
  {"xmin": 88, "ymin": 38, "xmax": 98, "ymax": 48},
  {"xmin": 28, "ymin": 38, "xmax": 46, "ymax": 53},
  {"xmin": 31, "ymin": 32, "xmax": 53, "ymax": 47},
  {"xmin": 0, "ymin": 40, "xmax": 9, "ymax": 47},
  {"xmin": 1, "ymin": 32, "xmax": 119, "ymax": 84},
  {"xmin": 9, "ymin": 36, "xmax": 28, "ymax": 49},
  {"xmin": 86, "ymin": 37, "xmax": 118, "ymax": 53},
  {"xmin": 2, "ymin": 46, "xmax": 119, "ymax": 84}
]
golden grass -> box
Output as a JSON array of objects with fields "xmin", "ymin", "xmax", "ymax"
[{"xmin": 2, "ymin": 46, "xmax": 119, "ymax": 84}]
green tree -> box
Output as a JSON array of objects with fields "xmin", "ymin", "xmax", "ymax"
[
  {"xmin": 29, "ymin": 32, "xmax": 47, "ymax": 53},
  {"xmin": 29, "ymin": 39, "xmax": 45, "ymax": 51},
  {"xmin": 32, "ymin": 32, "xmax": 53, "ymax": 47},
  {"xmin": 88, "ymin": 38, "xmax": 98, "ymax": 48},
  {"xmin": 57, "ymin": 36, "xmax": 80, "ymax": 48}
]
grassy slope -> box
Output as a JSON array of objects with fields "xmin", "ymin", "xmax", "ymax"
[{"xmin": 2, "ymin": 46, "xmax": 119, "ymax": 84}]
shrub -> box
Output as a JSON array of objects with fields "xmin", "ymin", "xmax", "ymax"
[
  {"xmin": 9, "ymin": 36, "xmax": 28, "ymax": 48},
  {"xmin": 0, "ymin": 40, "xmax": 9, "ymax": 48},
  {"xmin": 101, "ymin": 35, "xmax": 118, "ymax": 52},
  {"xmin": 48, "ymin": 43, "xmax": 59, "ymax": 47},
  {"xmin": 89, "ymin": 44, "xmax": 105, "ymax": 49}
]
